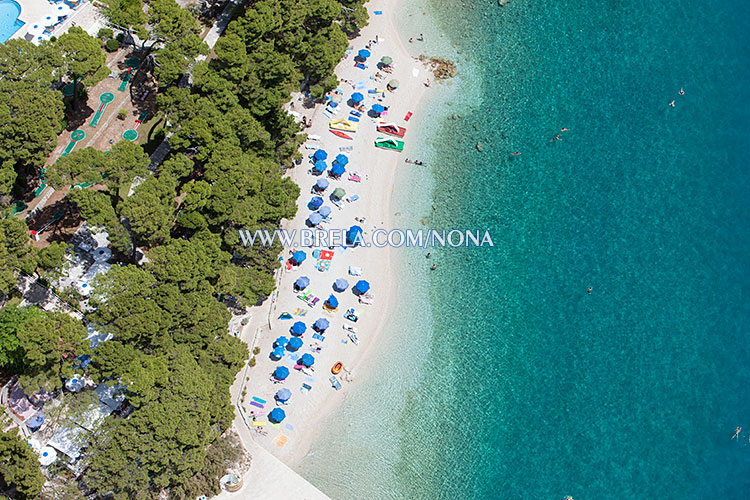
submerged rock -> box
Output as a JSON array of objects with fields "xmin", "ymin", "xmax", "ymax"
[
  {"xmin": 498, "ymin": 0, "xmax": 511, "ymax": 5},
  {"xmin": 476, "ymin": 142, "xmax": 484, "ymax": 152}
]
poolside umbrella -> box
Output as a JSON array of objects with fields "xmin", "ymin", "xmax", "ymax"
[
  {"xmin": 313, "ymin": 149, "xmax": 328, "ymax": 161},
  {"xmin": 355, "ymin": 280, "xmax": 371, "ymax": 294},
  {"xmin": 274, "ymin": 336, "xmax": 289, "ymax": 347},
  {"xmin": 292, "ymin": 251, "xmax": 307, "ymax": 264},
  {"xmin": 330, "ymin": 163, "xmax": 346, "ymax": 177},
  {"xmin": 290, "ymin": 321, "xmax": 306, "ymax": 336},
  {"xmin": 358, "ymin": 49, "xmax": 371, "ymax": 59},
  {"xmin": 314, "ymin": 160, "xmax": 327, "ymax": 174},
  {"xmin": 335, "ymin": 154, "xmax": 349, "ymax": 166},
  {"xmin": 347, "ymin": 225, "xmax": 363, "ymax": 246},
  {"xmin": 308, "ymin": 212, "xmax": 323, "ymax": 226},
  {"xmin": 271, "ymin": 346, "xmax": 285, "ymax": 360},
  {"xmin": 334, "ymin": 278, "xmax": 349, "ymax": 292},
  {"xmin": 318, "ymin": 206, "xmax": 332, "ymax": 217},
  {"xmin": 287, "ymin": 337, "xmax": 303, "ymax": 351},
  {"xmin": 269, "ymin": 408, "xmax": 286, "ymax": 423},
  {"xmin": 351, "ymin": 92, "xmax": 364, "ymax": 103},
  {"xmin": 372, "ymin": 103, "xmax": 385, "ymax": 114},
  {"xmin": 325, "ymin": 294, "xmax": 339, "ymax": 309},
  {"xmin": 331, "ymin": 187, "xmax": 346, "ymax": 200},
  {"xmin": 300, "ymin": 353, "xmax": 315, "ymax": 367},
  {"xmin": 273, "ymin": 366, "xmax": 290, "ymax": 380},
  {"xmin": 276, "ymin": 388, "xmax": 292, "ymax": 402},
  {"xmin": 381, "ymin": 56, "xmax": 393, "ymax": 65},
  {"xmin": 315, "ymin": 178, "xmax": 329, "ymax": 191},
  {"xmin": 309, "ymin": 196, "xmax": 324, "ymax": 210},
  {"xmin": 26, "ymin": 24, "xmax": 45, "ymax": 37},
  {"xmin": 388, "ymin": 79, "xmax": 400, "ymax": 89},
  {"xmin": 314, "ymin": 318, "xmax": 329, "ymax": 331},
  {"xmin": 294, "ymin": 276, "xmax": 310, "ymax": 290}
]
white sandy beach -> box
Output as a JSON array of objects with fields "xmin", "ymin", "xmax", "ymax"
[{"xmin": 220, "ymin": 0, "xmax": 434, "ymax": 496}]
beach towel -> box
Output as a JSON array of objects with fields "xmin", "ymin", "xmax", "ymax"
[
  {"xmin": 252, "ymin": 421, "xmax": 266, "ymax": 427},
  {"xmin": 305, "ymin": 377, "xmax": 316, "ymax": 383},
  {"xmin": 405, "ymin": 112, "xmax": 413, "ymax": 121},
  {"xmin": 250, "ymin": 401, "xmax": 264, "ymax": 409},
  {"xmin": 373, "ymin": 10, "xmax": 382, "ymax": 14},
  {"xmin": 320, "ymin": 250, "xmax": 334, "ymax": 260},
  {"xmin": 294, "ymin": 308, "xmax": 307, "ymax": 316},
  {"xmin": 348, "ymin": 266, "xmax": 363, "ymax": 276},
  {"xmin": 348, "ymin": 116, "xmax": 360, "ymax": 122},
  {"xmin": 368, "ymin": 89, "xmax": 378, "ymax": 94},
  {"xmin": 412, "ymin": 68, "xmax": 420, "ymax": 77},
  {"xmin": 285, "ymin": 423, "xmax": 295, "ymax": 431},
  {"xmin": 273, "ymin": 434, "xmax": 289, "ymax": 448},
  {"xmin": 289, "ymin": 353, "xmax": 300, "ymax": 362},
  {"xmin": 252, "ymin": 397, "xmax": 267, "ymax": 404},
  {"xmin": 350, "ymin": 110, "xmax": 362, "ymax": 117},
  {"xmin": 355, "ymin": 81, "xmax": 367, "ymax": 90}
]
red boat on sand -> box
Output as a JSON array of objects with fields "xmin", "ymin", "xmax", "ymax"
[
  {"xmin": 376, "ymin": 122, "xmax": 406, "ymax": 138},
  {"xmin": 330, "ymin": 130, "xmax": 353, "ymax": 140}
]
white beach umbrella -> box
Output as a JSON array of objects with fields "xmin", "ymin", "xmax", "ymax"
[
  {"xmin": 26, "ymin": 23, "xmax": 45, "ymax": 38},
  {"xmin": 38, "ymin": 446, "xmax": 57, "ymax": 466},
  {"xmin": 49, "ymin": 4, "xmax": 72, "ymax": 18}
]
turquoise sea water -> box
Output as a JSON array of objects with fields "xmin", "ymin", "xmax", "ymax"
[{"xmin": 299, "ymin": 0, "xmax": 750, "ymax": 499}]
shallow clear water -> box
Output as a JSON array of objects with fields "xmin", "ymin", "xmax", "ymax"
[{"xmin": 300, "ymin": 0, "xmax": 750, "ymax": 498}]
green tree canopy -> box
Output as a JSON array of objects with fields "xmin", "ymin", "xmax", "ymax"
[
  {"xmin": 118, "ymin": 174, "xmax": 176, "ymax": 247},
  {"xmin": 0, "ymin": 305, "xmax": 39, "ymax": 372},
  {"xmin": 149, "ymin": 0, "xmax": 201, "ymax": 41},
  {"xmin": 0, "ymin": 429, "xmax": 45, "ymax": 500}
]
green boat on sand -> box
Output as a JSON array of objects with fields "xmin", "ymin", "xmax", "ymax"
[{"xmin": 374, "ymin": 137, "xmax": 404, "ymax": 152}]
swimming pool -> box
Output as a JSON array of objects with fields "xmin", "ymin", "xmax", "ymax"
[{"xmin": 0, "ymin": 0, "xmax": 23, "ymax": 43}]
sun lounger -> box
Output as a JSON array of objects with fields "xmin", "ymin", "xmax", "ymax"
[
  {"xmin": 301, "ymin": 383, "xmax": 312, "ymax": 393},
  {"xmin": 329, "ymin": 376, "xmax": 342, "ymax": 390},
  {"xmin": 348, "ymin": 116, "xmax": 360, "ymax": 122},
  {"xmin": 332, "ymin": 199, "xmax": 343, "ymax": 210},
  {"xmin": 359, "ymin": 293, "xmax": 373, "ymax": 305},
  {"xmin": 348, "ymin": 266, "xmax": 362, "ymax": 276},
  {"xmin": 308, "ymin": 134, "xmax": 321, "ymax": 141},
  {"xmin": 305, "ymin": 144, "xmax": 318, "ymax": 149},
  {"xmin": 355, "ymin": 63, "xmax": 366, "ymax": 70},
  {"xmin": 346, "ymin": 195, "xmax": 359, "ymax": 203},
  {"xmin": 350, "ymin": 110, "xmax": 362, "ymax": 117},
  {"xmin": 312, "ymin": 333, "xmax": 325, "ymax": 342},
  {"xmin": 297, "ymin": 291, "xmax": 320, "ymax": 307}
]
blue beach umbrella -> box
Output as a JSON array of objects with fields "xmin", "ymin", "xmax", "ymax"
[
  {"xmin": 330, "ymin": 163, "xmax": 346, "ymax": 177},
  {"xmin": 358, "ymin": 49, "xmax": 371, "ymax": 59},
  {"xmin": 325, "ymin": 294, "xmax": 339, "ymax": 309},
  {"xmin": 308, "ymin": 212, "xmax": 323, "ymax": 226},
  {"xmin": 269, "ymin": 407, "xmax": 286, "ymax": 423},
  {"xmin": 273, "ymin": 366, "xmax": 290, "ymax": 380},
  {"xmin": 372, "ymin": 103, "xmax": 385, "ymax": 114},
  {"xmin": 318, "ymin": 206, "xmax": 332, "ymax": 217},
  {"xmin": 314, "ymin": 318, "xmax": 329, "ymax": 331},
  {"xmin": 292, "ymin": 251, "xmax": 306, "ymax": 264},
  {"xmin": 314, "ymin": 160, "xmax": 327, "ymax": 173},
  {"xmin": 276, "ymin": 388, "xmax": 292, "ymax": 402},
  {"xmin": 294, "ymin": 276, "xmax": 310, "ymax": 290},
  {"xmin": 274, "ymin": 336, "xmax": 289, "ymax": 347},
  {"xmin": 351, "ymin": 92, "xmax": 364, "ymax": 103},
  {"xmin": 334, "ymin": 278, "xmax": 349, "ymax": 292},
  {"xmin": 290, "ymin": 321, "xmax": 306, "ymax": 336},
  {"xmin": 355, "ymin": 280, "xmax": 370, "ymax": 294},
  {"xmin": 300, "ymin": 353, "xmax": 315, "ymax": 367},
  {"xmin": 271, "ymin": 346, "xmax": 285, "ymax": 360},
  {"xmin": 313, "ymin": 149, "xmax": 328, "ymax": 161},
  {"xmin": 347, "ymin": 225, "xmax": 363, "ymax": 246},
  {"xmin": 287, "ymin": 337, "xmax": 303, "ymax": 351},
  {"xmin": 315, "ymin": 178, "xmax": 329, "ymax": 190},
  {"xmin": 309, "ymin": 196, "xmax": 324, "ymax": 210},
  {"xmin": 335, "ymin": 154, "xmax": 349, "ymax": 166}
]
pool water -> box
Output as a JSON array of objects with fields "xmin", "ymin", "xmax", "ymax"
[{"xmin": 0, "ymin": 0, "xmax": 23, "ymax": 43}]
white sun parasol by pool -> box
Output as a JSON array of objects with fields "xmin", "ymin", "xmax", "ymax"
[
  {"xmin": 51, "ymin": 4, "xmax": 72, "ymax": 18},
  {"xmin": 27, "ymin": 438, "xmax": 42, "ymax": 454},
  {"xmin": 26, "ymin": 23, "xmax": 45, "ymax": 38},
  {"xmin": 38, "ymin": 446, "xmax": 57, "ymax": 466}
]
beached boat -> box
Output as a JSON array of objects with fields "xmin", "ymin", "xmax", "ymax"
[
  {"xmin": 376, "ymin": 122, "xmax": 406, "ymax": 138},
  {"xmin": 330, "ymin": 118, "xmax": 359, "ymax": 132},
  {"xmin": 331, "ymin": 362, "xmax": 343, "ymax": 374},
  {"xmin": 374, "ymin": 137, "xmax": 404, "ymax": 152},
  {"xmin": 330, "ymin": 130, "xmax": 353, "ymax": 140}
]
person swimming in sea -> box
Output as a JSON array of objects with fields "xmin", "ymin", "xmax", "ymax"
[
  {"xmin": 587, "ymin": 287, "xmax": 592, "ymax": 295},
  {"xmin": 669, "ymin": 100, "xmax": 675, "ymax": 107},
  {"xmin": 679, "ymin": 88, "xmax": 685, "ymax": 95},
  {"xmin": 732, "ymin": 426, "xmax": 742, "ymax": 440}
]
